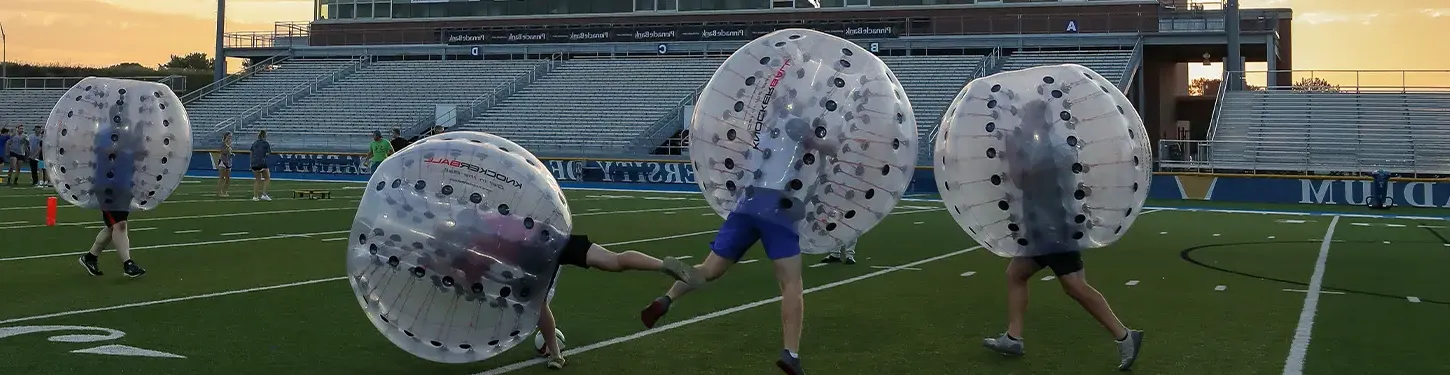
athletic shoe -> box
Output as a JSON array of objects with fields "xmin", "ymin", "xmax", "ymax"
[
  {"xmin": 1116, "ymin": 329, "xmax": 1144, "ymax": 371},
  {"xmin": 123, "ymin": 260, "xmax": 146, "ymax": 278},
  {"xmin": 843, "ymin": 255, "xmax": 857, "ymax": 265},
  {"xmin": 640, "ymin": 296, "xmax": 673, "ymax": 329},
  {"xmin": 662, "ymin": 257, "xmax": 706, "ymax": 287},
  {"xmin": 983, "ymin": 332, "xmax": 1025, "ymax": 357},
  {"xmin": 79, "ymin": 254, "xmax": 103, "ymax": 276},
  {"xmin": 260, "ymin": 195, "xmax": 273, "ymax": 201},
  {"xmin": 819, "ymin": 255, "xmax": 841, "ymax": 264},
  {"xmin": 546, "ymin": 355, "xmax": 567, "ymax": 370},
  {"xmin": 776, "ymin": 349, "xmax": 804, "ymax": 375},
  {"xmin": 252, "ymin": 197, "xmax": 260, "ymax": 201}
]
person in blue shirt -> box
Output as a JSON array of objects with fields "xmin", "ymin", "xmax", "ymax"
[
  {"xmin": 4, "ymin": 126, "xmax": 25, "ymax": 186},
  {"xmin": 29, "ymin": 125, "xmax": 46, "ymax": 187},
  {"xmin": 77, "ymin": 121, "xmax": 146, "ymax": 278}
]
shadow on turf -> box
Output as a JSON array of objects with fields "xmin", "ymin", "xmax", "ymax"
[{"xmin": 1179, "ymin": 241, "xmax": 1448, "ymax": 306}]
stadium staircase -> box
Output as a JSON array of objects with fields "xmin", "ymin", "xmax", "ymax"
[
  {"xmin": 0, "ymin": 89, "xmax": 68, "ymax": 126},
  {"xmin": 1209, "ymin": 90, "xmax": 1450, "ymax": 174},
  {"xmin": 457, "ymin": 56, "xmax": 725, "ymax": 154},
  {"xmin": 243, "ymin": 59, "xmax": 548, "ymax": 150}
]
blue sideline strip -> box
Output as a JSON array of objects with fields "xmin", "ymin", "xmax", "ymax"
[{"xmin": 178, "ymin": 171, "xmax": 1450, "ymax": 221}]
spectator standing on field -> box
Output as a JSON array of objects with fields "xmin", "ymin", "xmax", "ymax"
[
  {"xmin": 365, "ymin": 130, "xmax": 394, "ymax": 175},
  {"xmin": 0, "ymin": 128, "xmax": 11, "ymax": 185},
  {"xmin": 6, "ymin": 126, "xmax": 28, "ymax": 186},
  {"xmin": 250, "ymin": 131, "xmax": 273, "ymax": 201},
  {"xmin": 29, "ymin": 125, "xmax": 46, "ymax": 187},
  {"xmin": 390, "ymin": 128, "xmax": 410, "ymax": 153}
]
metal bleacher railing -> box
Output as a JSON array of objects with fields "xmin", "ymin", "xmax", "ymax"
[
  {"xmin": 1, "ymin": 75, "xmax": 186, "ymax": 92},
  {"xmin": 922, "ymin": 46, "xmax": 1003, "ymax": 159},
  {"xmin": 181, "ymin": 54, "xmax": 290, "ymax": 104},
  {"xmin": 1166, "ymin": 69, "xmax": 1450, "ymax": 177},
  {"xmin": 207, "ymin": 55, "xmax": 374, "ymax": 143},
  {"xmin": 628, "ymin": 81, "xmax": 707, "ymax": 156},
  {"xmin": 406, "ymin": 53, "xmax": 566, "ymax": 141}
]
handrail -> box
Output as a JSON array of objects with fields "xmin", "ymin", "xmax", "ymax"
[
  {"xmin": 923, "ymin": 47, "xmax": 1001, "ymax": 151},
  {"xmin": 1119, "ymin": 37, "xmax": 1145, "ymax": 92},
  {"xmin": 631, "ymin": 80, "xmax": 707, "ymax": 153},
  {"xmin": 409, "ymin": 52, "xmax": 566, "ymax": 137},
  {"xmin": 1205, "ymin": 69, "xmax": 1233, "ymax": 142},
  {"xmin": 181, "ymin": 53, "xmax": 290, "ymax": 104},
  {"xmin": 1156, "ymin": 138, "xmax": 1450, "ymax": 178},
  {"xmin": 206, "ymin": 55, "xmax": 373, "ymax": 142}
]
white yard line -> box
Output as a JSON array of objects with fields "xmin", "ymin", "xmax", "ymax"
[
  {"xmin": 1282, "ymin": 215, "xmax": 1340, "ymax": 375},
  {"xmin": 475, "ymin": 246, "xmax": 980, "ymax": 375},
  {"xmin": 1215, "ymin": 285, "xmax": 1227, "ymax": 291},
  {"xmin": 738, "ymin": 259, "xmax": 759, "ymax": 264},
  {"xmin": 1125, "ymin": 280, "xmax": 1139, "ymax": 286},
  {"xmin": 0, "ymin": 207, "xmax": 355, "ymax": 231},
  {"xmin": 960, "ymin": 271, "xmax": 976, "ymax": 277},
  {"xmin": 869, "ymin": 265, "xmax": 920, "ymax": 271},
  {"xmin": 321, "ymin": 237, "xmax": 349, "ymax": 242},
  {"xmin": 1407, "ymin": 296, "xmax": 1421, "ymax": 303},
  {"xmin": 0, "ymin": 220, "xmax": 27, "ymax": 225},
  {"xmin": 131, "ymin": 227, "xmax": 157, "ymax": 232},
  {"xmin": 809, "ymin": 263, "xmax": 829, "ymax": 268},
  {"xmin": 0, "ymin": 230, "xmax": 351, "ymax": 262},
  {"xmin": 0, "ymin": 230, "xmax": 734, "ymax": 324},
  {"xmin": 1282, "ymin": 289, "xmax": 1344, "ymax": 295},
  {"xmin": 173, "ymin": 230, "xmax": 202, "ymax": 234},
  {"xmin": 1041, "ymin": 275, "xmax": 1057, "ymax": 281},
  {"xmin": 1, "ymin": 207, "xmax": 712, "ymax": 262},
  {"xmin": 220, "ymin": 232, "xmax": 250, "ymax": 237}
]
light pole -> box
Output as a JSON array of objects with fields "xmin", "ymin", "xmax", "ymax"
[{"xmin": 2, "ymin": 22, "xmax": 8, "ymax": 90}]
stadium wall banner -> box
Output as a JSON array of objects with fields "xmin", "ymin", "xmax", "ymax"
[
  {"xmin": 186, "ymin": 151, "xmax": 1450, "ymax": 207},
  {"xmin": 442, "ymin": 22, "xmax": 902, "ymax": 45}
]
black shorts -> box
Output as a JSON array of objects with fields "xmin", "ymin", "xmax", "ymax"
[
  {"xmin": 251, "ymin": 166, "xmax": 268, "ymax": 172},
  {"xmin": 1028, "ymin": 251, "xmax": 1084, "ymax": 276},
  {"xmin": 560, "ymin": 234, "xmax": 593, "ymax": 269},
  {"xmin": 8, "ymin": 152, "xmax": 23, "ymax": 161},
  {"xmin": 101, "ymin": 211, "xmax": 130, "ymax": 227}
]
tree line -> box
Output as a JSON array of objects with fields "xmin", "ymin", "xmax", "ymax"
[
  {"xmin": 1189, "ymin": 77, "xmax": 1339, "ymax": 96},
  {"xmin": 2, "ymin": 52, "xmax": 222, "ymax": 92}
]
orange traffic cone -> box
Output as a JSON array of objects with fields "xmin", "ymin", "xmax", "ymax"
[{"xmin": 46, "ymin": 197, "xmax": 57, "ymax": 226}]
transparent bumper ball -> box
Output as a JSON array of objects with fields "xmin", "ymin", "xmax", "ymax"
[
  {"xmin": 933, "ymin": 64, "xmax": 1152, "ymax": 257},
  {"xmin": 347, "ymin": 132, "xmax": 571, "ymax": 363},
  {"xmin": 689, "ymin": 28, "xmax": 920, "ymax": 254},
  {"xmin": 44, "ymin": 77, "xmax": 193, "ymax": 211}
]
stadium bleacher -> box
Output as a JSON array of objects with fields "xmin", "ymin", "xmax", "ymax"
[
  {"xmin": 244, "ymin": 59, "xmax": 545, "ymax": 147},
  {"xmin": 184, "ymin": 59, "xmax": 357, "ymax": 132},
  {"xmin": 879, "ymin": 55, "xmax": 986, "ymax": 142},
  {"xmin": 999, "ymin": 50, "xmax": 1135, "ymax": 87},
  {"xmin": 1210, "ymin": 90, "xmax": 1450, "ymax": 174},
  {"xmin": 0, "ymin": 89, "xmax": 67, "ymax": 127},
  {"xmin": 457, "ymin": 57, "xmax": 725, "ymax": 152}
]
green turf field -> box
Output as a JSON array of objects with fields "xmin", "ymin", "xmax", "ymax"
[{"xmin": 1, "ymin": 178, "xmax": 1446, "ymax": 375}]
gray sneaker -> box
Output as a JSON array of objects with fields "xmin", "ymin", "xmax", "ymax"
[
  {"xmin": 983, "ymin": 332, "xmax": 1025, "ymax": 357},
  {"xmin": 662, "ymin": 257, "xmax": 706, "ymax": 287},
  {"xmin": 1116, "ymin": 330, "xmax": 1144, "ymax": 371}
]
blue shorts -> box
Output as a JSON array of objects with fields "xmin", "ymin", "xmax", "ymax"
[{"xmin": 710, "ymin": 212, "xmax": 802, "ymax": 261}]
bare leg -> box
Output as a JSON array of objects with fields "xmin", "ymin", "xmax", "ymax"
[
  {"xmin": 261, "ymin": 170, "xmax": 271, "ymax": 196},
  {"xmin": 773, "ymin": 255, "xmax": 804, "ymax": 353},
  {"xmin": 252, "ymin": 170, "xmax": 262, "ymax": 198},
  {"xmin": 88, "ymin": 227, "xmax": 112, "ymax": 256},
  {"xmin": 1005, "ymin": 257, "xmax": 1041, "ymax": 338},
  {"xmin": 537, "ymin": 303, "xmax": 562, "ymax": 357},
  {"xmin": 665, "ymin": 253, "xmax": 732, "ymax": 300},
  {"xmin": 585, "ymin": 244, "xmax": 663, "ymax": 272},
  {"xmin": 1058, "ymin": 271, "xmax": 1129, "ymax": 339},
  {"xmin": 110, "ymin": 221, "xmax": 133, "ymax": 262}
]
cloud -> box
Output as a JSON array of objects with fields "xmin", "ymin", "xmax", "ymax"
[
  {"xmin": 1423, "ymin": 8, "xmax": 1449, "ymax": 18},
  {"xmin": 92, "ymin": 0, "xmax": 313, "ymax": 24},
  {"xmin": 1298, "ymin": 12, "xmax": 1381, "ymax": 25}
]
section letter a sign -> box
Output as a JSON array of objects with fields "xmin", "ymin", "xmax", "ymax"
[{"xmin": 1066, "ymin": 20, "xmax": 1079, "ymax": 33}]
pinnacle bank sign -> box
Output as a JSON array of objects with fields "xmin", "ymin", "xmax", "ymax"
[{"xmin": 442, "ymin": 23, "xmax": 901, "ymax": 45}]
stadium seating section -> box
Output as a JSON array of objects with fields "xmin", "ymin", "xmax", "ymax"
[
  {"xmin": 999, "ymin": 50, "xmax": 1135, "ymax": 86},
  {"xmin": 1210, "ymin": 90, "xmax": 1450, "ymax": 174},
  {"xmin": 458, "ymin": 57, "xmax": 725, "ymax": 151},
  {"xmin": 184, "ymin": 59, "xmax": 356, "ymax": 132},
  {"xmin": 0, "ymin": 89, "xmax": 67, "ymax": 127},
  {"xmin": 247, "ymin": 59, "xmax": 544, "ymax": 146},
  {"xmin": 2, "ymin": 49, "xmax": 1149, "ymax": 157}
]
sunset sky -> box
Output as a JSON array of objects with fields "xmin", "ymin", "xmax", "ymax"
[{"xmin": 1, "ymin": 0, "xmax": 1447, "ymax": 83}]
